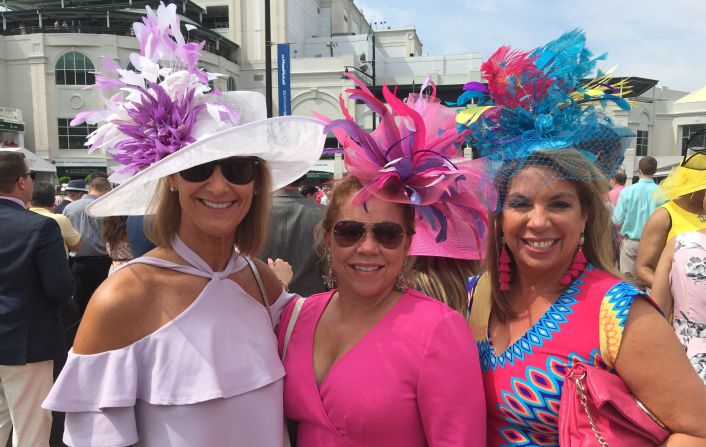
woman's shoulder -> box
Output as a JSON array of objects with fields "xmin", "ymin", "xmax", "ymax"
[
  {"xmin": 281, "ymin": 291, "xmax": 330, "ymax": 316},
  {"xmin": 401, "ymin": 288, "xmax": 467, "ymax": 322},
  {"xmin": 581, "ymin": 265, "xmax": 640, "ymax": 293},
  {"xmin": 675, "ymin": 229, "xmax": 706, "ymax": 246},
  {"xmin": 73, "ymin": 259, "xmax": 197, "ymax": 354}
]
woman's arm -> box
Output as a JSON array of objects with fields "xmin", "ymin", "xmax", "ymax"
[
  {"xmin": 650, "ymin": 236, "xmax": 676, "ymax": 315},
  {"xmin": 417, "ymin": 312, "xmax": 486, "ymax": 446},
  {"xmin": 635, "ymin": 208, "xmax": 671, "ymax": 288},
  {"xmin": 614, "ymin": 299, "xmax": 706, "ymax": 446}
]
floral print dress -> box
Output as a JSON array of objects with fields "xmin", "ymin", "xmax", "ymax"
[{"xmin": 670, "ymin": 231, "xmax": 706, "ymax": 382}]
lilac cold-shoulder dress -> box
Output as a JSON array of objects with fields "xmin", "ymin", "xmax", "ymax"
[{"xmin": 43, "ymin": 236, "xmax": 294, "ymax": 446}]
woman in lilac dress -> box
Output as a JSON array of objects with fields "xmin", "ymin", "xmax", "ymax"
[{"xmin": 42, "ymin": 4, "xmax": 326, "ymax": 445}]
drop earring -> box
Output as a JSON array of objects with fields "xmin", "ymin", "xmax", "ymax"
[
  {"xmin": 396, "ymin": 259, "xmax": 408, "ymax": 292},
  {"xmin": 326, "ymin": 254, "xmax": 336, "ymax": 290},
  {"xmin": 499, "ymin": 236, "xmax": 512, "ymax": 291},
  {"xmin": 560, "ymin": 233, "xmax": 587, "ymax": 286}
]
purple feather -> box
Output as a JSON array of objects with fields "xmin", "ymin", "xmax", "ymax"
[
  {"xmin": 463, "ymin": 81, "xmax": 489, "ymax": 93},
  {"xmin": 112, "ymin": 81, "xmax": 205, "ymax": 172}
]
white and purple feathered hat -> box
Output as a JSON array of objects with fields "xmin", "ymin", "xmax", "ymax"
[{"xmin": 78, "ymin": 2, "xmax": 325, "ymax": 217}]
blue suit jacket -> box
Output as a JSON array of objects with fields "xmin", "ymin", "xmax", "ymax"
[{"xmin": 0, "ymin": 199, "xmax": 74, "ymax": 364}]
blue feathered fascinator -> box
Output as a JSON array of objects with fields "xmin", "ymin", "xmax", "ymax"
[{"xmin": 451, "ymin": 29, "xmax": 634, "ymax": 210}]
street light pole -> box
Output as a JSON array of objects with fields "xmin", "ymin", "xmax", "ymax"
[
  {"xmin": 264, "ymin": 0, "xmax": 273, "ymax": 117},
  {"xmin": 370, "ymin": 33, "xmax": 376, "ymax": 130},
  {"xmin": 342, "ymin": 62, "xmax": 376, "ymax": 130}
]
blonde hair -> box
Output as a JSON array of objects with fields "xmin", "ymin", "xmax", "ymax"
[
  {"xmin": 145, "ymin": 159, "xmax": 272, "ymax": 256},
  {"xmin": 486, "ymin": 148, "xmax": 622, "ymax": 322},
  {"xmin": 411, "ymin": 256, "xmax": 478, "ymax": 314}
]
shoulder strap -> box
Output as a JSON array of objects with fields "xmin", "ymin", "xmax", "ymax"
[
  {"xmin": 468, "ymin": 273, "xmax": 492, "ymax": 342},
  {"xmin": 245, "ymin": 256, "xmax": 270, "ymax": 308},
  {"xmin": 282, "ymin": 297, "xmax": 305, "ymax": 359}
]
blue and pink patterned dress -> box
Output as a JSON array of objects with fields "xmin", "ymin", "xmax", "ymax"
[{"xmin": 468, "ymin": 265, "xmax": 647, "ymax": 446}]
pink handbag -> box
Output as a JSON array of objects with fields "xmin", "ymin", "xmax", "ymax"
[{"xmin": 558, "ymin": 362, "xmax": 670, "ymax": 446}]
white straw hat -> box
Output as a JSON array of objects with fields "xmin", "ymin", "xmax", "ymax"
[{"xmin": 86, "ymin": 91, "xmax": 325, "ymax": 217}]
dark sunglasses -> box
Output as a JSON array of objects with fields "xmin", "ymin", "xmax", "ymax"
[
  {"xmin": 333, "ymin": 220, "xmax": 406, "ymax": 249},
  {"xmin": 16, "ymin": 171, "xmax": 36, "ymax": 181},
  {"xmin": 180, "ymin": 157, "xmax": 260, "ymax": 184}
]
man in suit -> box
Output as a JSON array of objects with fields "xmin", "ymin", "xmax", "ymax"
[
  {"xmin": 0, "ymin": 152, "xmax": 73, "ymax": 446},
  {"xmin": 260, "ymin": 175, "xmax": 327, "ymax": 296}
]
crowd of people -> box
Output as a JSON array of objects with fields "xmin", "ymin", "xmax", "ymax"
[{"xmin": 1, "ymin": 6, "xmax": 706, "ymax": 447}]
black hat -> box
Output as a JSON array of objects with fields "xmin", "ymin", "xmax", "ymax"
[{"xmin": 64, "ymin": 179, "xmax": 88, "ymax": 192}]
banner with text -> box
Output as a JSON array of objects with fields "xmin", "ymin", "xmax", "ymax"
[{"xmin": 277, "ymin": 43, "xmax": 291, "ymax": 116}]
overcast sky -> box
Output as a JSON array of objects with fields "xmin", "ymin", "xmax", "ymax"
[{"xmin": 357, "ymin": 0, "xmax": 704, "ymax": 92}]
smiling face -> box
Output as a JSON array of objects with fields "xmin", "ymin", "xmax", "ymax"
[
  {"xmin": 500, "ymin": 166, "xmax": 588, "ymax": 281},
  {"xmin": 325, "ymin": 194, "xmax": 411, "ymax": 301},
  {"xmin": 168, "ymin": 163, "xmax": 255, "ymax": 247}
]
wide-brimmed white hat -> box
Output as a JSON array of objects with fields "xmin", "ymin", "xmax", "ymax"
[
  {"xmin": 86, "ymin": 91, "xmax": 325, "ymax": 217},
  {"xmin": 75, "ymin": 2, "xmax": 325, "ymax": 217}
]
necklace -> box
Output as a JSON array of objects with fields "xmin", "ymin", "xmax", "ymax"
[{"xmin": 677, "ymin": 197, "xmax": 706, "ymax": 222}]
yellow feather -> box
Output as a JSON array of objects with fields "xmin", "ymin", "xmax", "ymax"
[{"xmin": 456, "ymin": 106, "xmax": 495, "ymax": 125}]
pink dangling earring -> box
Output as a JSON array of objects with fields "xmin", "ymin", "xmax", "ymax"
[
  {"xmin": 560, "ymin": 233, "xmax": 588, "ymax": 286},
  {"xmin": 499, "ymin": 237, "xmax": 512, "ymax": 291}
]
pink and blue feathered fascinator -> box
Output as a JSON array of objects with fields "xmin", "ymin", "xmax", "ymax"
[
  {"xmin": 72, "ymin": 2, "xmax": 325, "ymax": 217},
  {"xmin": 451, "ymin": 29, "xmax": 633, "ymax": 210},
  {"xmin": 319, "ymin": 74, "xmax": 495, "ymax": 260}
]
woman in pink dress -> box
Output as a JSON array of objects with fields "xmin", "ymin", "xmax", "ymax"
[
  {"xmin": 460, "ymin": 30, "xmax": 706, "ymax": 446},
  {"xmin": 278, "ymin": 176, "xmax": 485, "ymax": 447},
  {"xmin": 277, "ymin": 76, "xmax": 487, "ymax": 446}
]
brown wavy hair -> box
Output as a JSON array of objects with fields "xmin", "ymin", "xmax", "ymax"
[
  {"xmin": 485, "ymin": 148, "xmax": 621, "ymax": 322},
  {"xmin": 101, "ymin": 216, "xmax": 129, "ymax": 248}
]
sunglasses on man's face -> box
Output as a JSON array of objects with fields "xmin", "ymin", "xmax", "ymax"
[
  {"xmin": 332, "ymin": 220, "xmax": 406, "ymax": 249},
  {"xmin": 179, "ymin": 157, "xmax": 260, "ymax": 184},
  {"xmin": 16, "ymin": 171, "xmax": 36, "ymax": 181}
]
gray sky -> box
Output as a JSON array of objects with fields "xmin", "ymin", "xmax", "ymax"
[{"xmin": 357, "ymin": 0, "xmax": 705, "ymax": 92}]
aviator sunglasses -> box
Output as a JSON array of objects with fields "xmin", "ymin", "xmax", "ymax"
[
  {"xmin": 332, "ymin": 220, "xmax": 406, "ymax": 249},
  {"xmin": 179, "ymin": 157, "xmax": 260, "ymax": 184}
]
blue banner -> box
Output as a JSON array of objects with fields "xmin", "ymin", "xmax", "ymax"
[{"xmin": 277, "ymin": 43, "xmax": 291, "ymax": 116}]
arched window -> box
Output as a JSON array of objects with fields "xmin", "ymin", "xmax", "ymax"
[
  {"xmin": 58, "ymin": 118, "xmax": 97, "ymax": 150},
  {"xmin": 227, "ymin": 76, "xmax": 236, "ymax": 91},
  {"xmin": 56, "ymin": 51, "xmax": 95, "ymax": 85}
]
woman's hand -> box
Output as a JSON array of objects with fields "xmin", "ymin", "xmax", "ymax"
[
  {"xmin": 615, "ymin": 299, "xmax": 706, "ymax": 442},
  {"xmin": 268, "ymin": 258, "xmax": 293, "ymax": 291}
]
